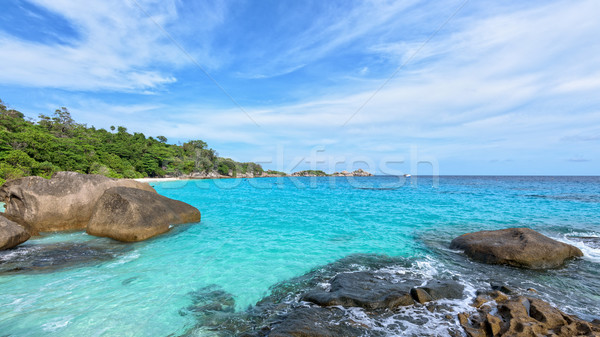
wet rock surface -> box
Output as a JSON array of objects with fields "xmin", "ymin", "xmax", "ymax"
[
  {"xmin": 178, "ymin": 253, "xmax": 600, "ymax": 337},
  {"xmin": 252, "ymin": 307, "xmax": 380, "ymax": 337},
  {"xmin": 0, "ymin": 240, "xmax": 130, "ymax": 274},
  {"xmin": 302, "ymin": 271, "xmax": 464, "ymax": 311},
  {"xmin": 302, "ymin": 271, "xmax": 419, "ymax": 310},
  {"xmin": 459, "ymin": 287, "xmax": 600, "ymax": 337},
  {"xmin": 0, "ymin": 215, "xmax": 30, "ymax": 250},
  {"xmin": 450, "ymin": 228, "xmax": 583, "ymax": 269},
  {"xmin": 180, "ymin": 254, "xmax": 467, "ymax": 337}
]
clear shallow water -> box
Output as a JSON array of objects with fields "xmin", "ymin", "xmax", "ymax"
[{"xmin": 0, "ymin": 176, "xmax": 599, "ymax": 336}]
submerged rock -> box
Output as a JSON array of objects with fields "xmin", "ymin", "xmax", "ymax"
[
  {"xmin": 87, "ymin": 187, "xmax": 201, "ymax": 242},
  {"xmin": 459, "ymin": 290, "xmax": 600, "ymax": 337},
  {"xmin": 450, "ymin": 228, "xmax": 583, "ymax": 269},
  {"xmin": 180, "ymin": 285, "xmax": 236, "ymax": 316},
  {"xmin": 0, "ymin": 215, "xmax": 30, "ymax": 250},
  {"xmin": 0, "ymin": 241, "xmax": 130, "ymax": 274},
  {"xmin": 0, "ymin": 172, "xmax": 156, "ymax": 234}
]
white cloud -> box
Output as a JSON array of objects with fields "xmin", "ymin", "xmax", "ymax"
[
  {"xmin": 182, "ymin": 0, "xmax": 600, "ymax": 167},
  {"xmin": 0, "ymin": 0, "xmax": 196, "ymax": 91},
  {"xmin": 8, "ymin": 0, "xmax": 600, "ymax": 173}
]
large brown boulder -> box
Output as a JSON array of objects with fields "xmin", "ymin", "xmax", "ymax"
[
  {"xmin": 0, "ymin": 172, "xmax": 155, "ymax": 234},
  {"xmin": 0, "ymin": 215, "xmax": 30, "ymax": 250},
  {"xmin": 86, "ymin": 187, "xmax": 201, "ymax": 242},
  {"xmin": 450, "ymin": 228, "xmax": 583, "ymax": 269}
]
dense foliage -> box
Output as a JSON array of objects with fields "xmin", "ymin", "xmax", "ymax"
[
  {"xmin": 0, "ymin": 100, "xmax": 263, "ymax": 185},
  {"xmin": 293, "ymin": 170, "xmax": 328, "ymax": 176},
  {"xmin": 265, "ymin": 170, "xmax": 287, "ymax": 176}
]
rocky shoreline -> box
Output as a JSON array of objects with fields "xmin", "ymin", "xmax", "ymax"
[
  {"xmin": 146, "ymin": 168, "xmax": 375, "ymax": 180},
  {"xmin": 178, "ymin": 250, "xmax": 598, "ymax": 337},
  {"xmin": 0, "ymin": 172, "xmax": 597, "ymax": 336}
]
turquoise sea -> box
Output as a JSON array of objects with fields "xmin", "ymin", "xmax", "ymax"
[{"xmin": 1, "ymin": 176, "xmax": 599, "ymax": 336}]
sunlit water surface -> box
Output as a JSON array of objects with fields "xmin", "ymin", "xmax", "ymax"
[{"xmin": 0, "ymin": 176, "xmax": 599, "ymax": 336}]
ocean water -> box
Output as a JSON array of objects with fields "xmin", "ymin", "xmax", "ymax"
[{"xmin": 0, "ymin": 176, "xmax": 599, "ymax": 336}]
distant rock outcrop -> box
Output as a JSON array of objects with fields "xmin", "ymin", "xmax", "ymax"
[
  {"xmin": 450, "ymin": 228, "xmax": 583, "ymax": 269},
  {"xmin": 331, "ymin": 169, "xmax": 374, "ymax": 177},
  {"xmin": 0, "ymin": 215, "xmax": 30, "ymax": 250},
  {"xmin": 0, "ymin": 172, "xmax": 156, "ymax": 234},
  {"xmin": 87, "ymin": 187, "xmax": 201, "ymax": 242}
]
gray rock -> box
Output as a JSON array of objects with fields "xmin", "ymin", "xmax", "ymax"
[
  {"xmin": 0, "ymin": 215, "xmax": 30, "ymax": 250},
  {"xmin": 267, "ymin": 307, "xmax": 380, "ymax": 337},
  {"xmin": 302, "ymin": 271, "xmax": 418, "ymax": 310},
  {"xmin": 86, "ymin": 187, "xmax": 201, "ymax": 242},
  {"xmin": 450, "ymin": 228, "xmax": 583, "ymax": 269},
  {"xmin": 490, "ymin": 283, "xmax": 513, "ymax": 294},
  {"xmin": 417, "ymin": 279, "xmax": 465, "ymax": 300},
  {"xmin": 0, "ymin": 172, "xmax": 156, "ymax": 234},
  {"xmin": 410, "ymin": 287, "xmax": 434, "ymax": 304}
]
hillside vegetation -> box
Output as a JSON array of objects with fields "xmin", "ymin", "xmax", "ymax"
[{"xmin": 0, "ymin": 99, "xmax": 262, "ymax": 185}]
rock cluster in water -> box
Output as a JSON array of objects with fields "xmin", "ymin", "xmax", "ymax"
[
  {"xmin": 459, "ymin": 287, "xmax": 600, "ymax": 337},
  {"xmin": 0, "ymin": 172, "xmax": 200, "ymax": 249},
  {"xmin": 301, "ymin": 271, "xmax": 463, "ymax": 310},
  {"xmin": 258, "ymin": 271, "xmax": 465, "ymax": 337},
  {"xmin": 178, "ymin": 225, "xmax": 594, "ymax": 337},
  {"xmin": 180, "ymin": 254, "xmax": 469, "ymax": 337},
  {"xmin": 450, "ymin": 228, "xmax": 583, "ymax": 269},
  {"xmin": 178, "ymin": 253, "xmax": 599, "ymax": 337}
]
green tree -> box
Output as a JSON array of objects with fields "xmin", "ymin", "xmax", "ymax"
[{"xmin": 0, "ymin": 99, "xmax": 263, "ymax": 185}]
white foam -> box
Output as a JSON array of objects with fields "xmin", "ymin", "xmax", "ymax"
[
  {"xmin": 551, "ymin": 233, "xmax": 600, "ymax": 263},
  {"xmin": 0, "ymin": 245, "xmax": 41, "ymax": 261},
  {"xmin": 41, "ymin": 316, "xmax": 74, "ymax": 332},
  {"xmin": 321, "ymin": 257, "xmax": 479, "ymax": 336},
  {"xmin": 377, "ymin": 256, "xmax": 441, "ymax": 282},
  {"xmin": 332, "ymin": 296, "xmax": 475, "ymax": 337},
  {"xmin": 317, "ymin": 282, "xmax": 331, "ymax": 291},
  {"xmin": 106, "ymin": 252, "xmax": 141, "ymax": 268}
]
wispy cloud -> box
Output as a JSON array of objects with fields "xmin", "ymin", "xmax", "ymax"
[
  {"xmin": 2, "ymin": 0, "xmax": 599, "ymax": 174},
  {"xmin": 0, "ymin": 0, "xmax": 190, "ymax": 91}
]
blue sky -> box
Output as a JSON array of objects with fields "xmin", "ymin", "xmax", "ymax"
[{"xmin": 0, "ymin": 0, "xmax": 599, "ymax": 175}]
